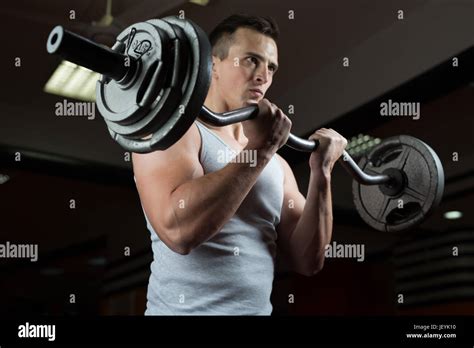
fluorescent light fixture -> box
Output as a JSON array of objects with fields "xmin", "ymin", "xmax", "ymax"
[
  {"xmin": 44, "ymin": 60, "xmax": 99, "ymax": 101},
  {"xmin": 346, "ymin": 134, "xmax": 381, "ymax": 157},
  {"xmin": 189, "ymin": 0, "xmax": 210, "ymax": 5},
  {"xmin": 0, "ymin": 174, "xmax": 10, "ymax": 184},
  {"xmin": 443, "ymin": 211, "xmax": 463, "ymax": 220}
]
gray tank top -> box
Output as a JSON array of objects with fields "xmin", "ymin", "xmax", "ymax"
[{"xmin": 142, "ymin": 121, "xmax": 284, "ymax": 315}]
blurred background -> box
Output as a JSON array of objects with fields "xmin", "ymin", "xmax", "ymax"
[{"xmin": 0, "ymin": 0, "xmax": 473, "ymax": 316}]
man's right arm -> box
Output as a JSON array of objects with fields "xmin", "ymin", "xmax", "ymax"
[{"xmin": 132, "ymin": 124, "xmax": 273, "ymax": 255}]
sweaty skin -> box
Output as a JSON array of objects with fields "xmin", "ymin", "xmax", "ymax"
[{"xmin": 132, "ymin": 27, "xmax": 347, "ymax": 276}]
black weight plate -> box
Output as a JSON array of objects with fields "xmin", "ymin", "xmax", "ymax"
[
  {"xmin": 352, "ymin": 135, "xmax": 444, "ymax": 232},
  {"xmin": 118, "ymin": 17, "xmax": 192, "ymax": 139},
  {"xmin": 112, "ymin": 16, "xmax": 212, "ymax": 153},
  {"xmin": 104, "ymin": 19, "xmax": 182, "ymax": 138},
  {"xmin": 97, "ymin": 22, "xmax": 167, "ymax": 127},
  {"xmin": 130, "ymin": 20, "xmax": 194, "ymax": 139}
]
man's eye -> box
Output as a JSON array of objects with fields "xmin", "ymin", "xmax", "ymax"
[{"xmin": 247, "ymin": 56, "xmax": 258, "ymax": 64}]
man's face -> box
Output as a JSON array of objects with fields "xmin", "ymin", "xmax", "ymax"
[{"xmin": 212, "ymin": 27, "xmax": 279, "ymax": 110}]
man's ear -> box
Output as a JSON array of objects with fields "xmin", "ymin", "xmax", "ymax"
[{"xmin": 211, "ymin": 55, "xmax": 220, "ymax": 78}]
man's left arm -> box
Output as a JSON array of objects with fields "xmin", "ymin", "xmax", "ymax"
[{"xmin": 276, "ymin": 128, "xmax": 347, "ymax": 277}]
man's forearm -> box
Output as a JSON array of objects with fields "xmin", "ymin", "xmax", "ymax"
[
  {"xmin": 288, "ymin": 168, "xmax": 333, "ymax": 274},
  {"xmin": 169, "ymin": 149, "xmax": 272, "ymax": 251}
]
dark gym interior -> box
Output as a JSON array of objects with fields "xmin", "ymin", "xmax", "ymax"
[{"xmin": 1, "ymin": 0, "xmax": 473, "ymax": 320}]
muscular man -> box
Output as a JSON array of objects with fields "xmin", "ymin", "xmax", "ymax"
[{"xmin": 132, "ymin": 14, "xmax": 347, "ymax": 315}]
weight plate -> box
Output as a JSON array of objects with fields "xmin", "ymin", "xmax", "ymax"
[
  {"xmin": 112, "ymin": 16, "xmax": 212, "ymax": 153},
  {"xmin": 97, "ymin": 22, "xmax": 167, "ymax": 127},
  {"xmin": 352, "ymin": 135, "xmax": 444, "ymax": 232},
  {"xmin": 104, "ymin": 18, "xmax": 182, "ymax": 138}
]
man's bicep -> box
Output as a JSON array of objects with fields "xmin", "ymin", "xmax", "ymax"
[{"xmin": 132, "ymin": 124, "xmax": 203, "ymax": 233}]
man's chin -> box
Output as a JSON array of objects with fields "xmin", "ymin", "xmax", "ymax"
[{"xmin": 245, "ymin": 99, "xmax": 260, "ymax": 106}]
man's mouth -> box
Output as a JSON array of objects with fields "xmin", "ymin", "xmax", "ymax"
[{"xmin": 249, "ymin": 89, "xmax": 263, "ymax": 97}]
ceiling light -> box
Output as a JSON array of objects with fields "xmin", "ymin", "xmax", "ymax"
[
  {"xmin": 189, "ymin": 0, "xmax": 210, "ymax": 5},
  {"xmin": 443, "ymin": 211, "xmax": 463, "ymax": 220},
  {"xmin": 346, "ymin": 135, "xmax": 382, "ymax": 157},
  {"xmin": 0, "ymin": 174, "xmax": 10, "ymax": 184},
  {"xmin": 44, "ymin": 60, "xmax": 99, "ymax": 101}
]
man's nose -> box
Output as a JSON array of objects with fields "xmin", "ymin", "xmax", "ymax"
[{"xmin": 254, "ymin": 65, "xmax": 270, "ymax": 84}]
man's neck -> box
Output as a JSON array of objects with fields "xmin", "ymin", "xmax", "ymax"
[{"xmin": 202, "ymin": 97, "xmax": 246, "ymax": 143}]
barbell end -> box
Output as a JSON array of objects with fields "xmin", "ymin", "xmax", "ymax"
[
  {"xmin": 46, "ymin": 25, "xmax": 64, "ymax": 54},
  {"xmin": 46, "ymin": 25, "xmax": 131, "ymax": 81}
]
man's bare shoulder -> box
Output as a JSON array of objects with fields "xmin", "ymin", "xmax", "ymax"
[
  {"xmin": 131, "ymin": 123, "xmax": 205, "ymax": 191},
  {"xmin": 132, "ymin": 123, "xmax": 202, "ymax": 171}
]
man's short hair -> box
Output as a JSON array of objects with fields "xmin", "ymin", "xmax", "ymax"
[{"xmin": 209, "ymin": 14, "xmax": 279, "ymax": 59}]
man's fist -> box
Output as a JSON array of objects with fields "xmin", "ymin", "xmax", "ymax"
[
  {"xmin": 308, "ymin": 128, "xmax": 347, "ymax": 172},
  {"xmin": 242, "ymin": 99, "xmax": 292, "ymax": 154}
]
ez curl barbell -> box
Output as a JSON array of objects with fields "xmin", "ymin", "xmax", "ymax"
[{"xmin": 46, "ymin": 17, "xmax": 444, "ymax": 232}]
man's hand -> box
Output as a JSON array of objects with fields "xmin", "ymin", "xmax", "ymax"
[
  {"xmin": 242, "ymin": 98, "xmax": 292, "ymax": 155},
  {"xmin": 309, "ymin": 128, "xmax": 347, "ymax": 173}
]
